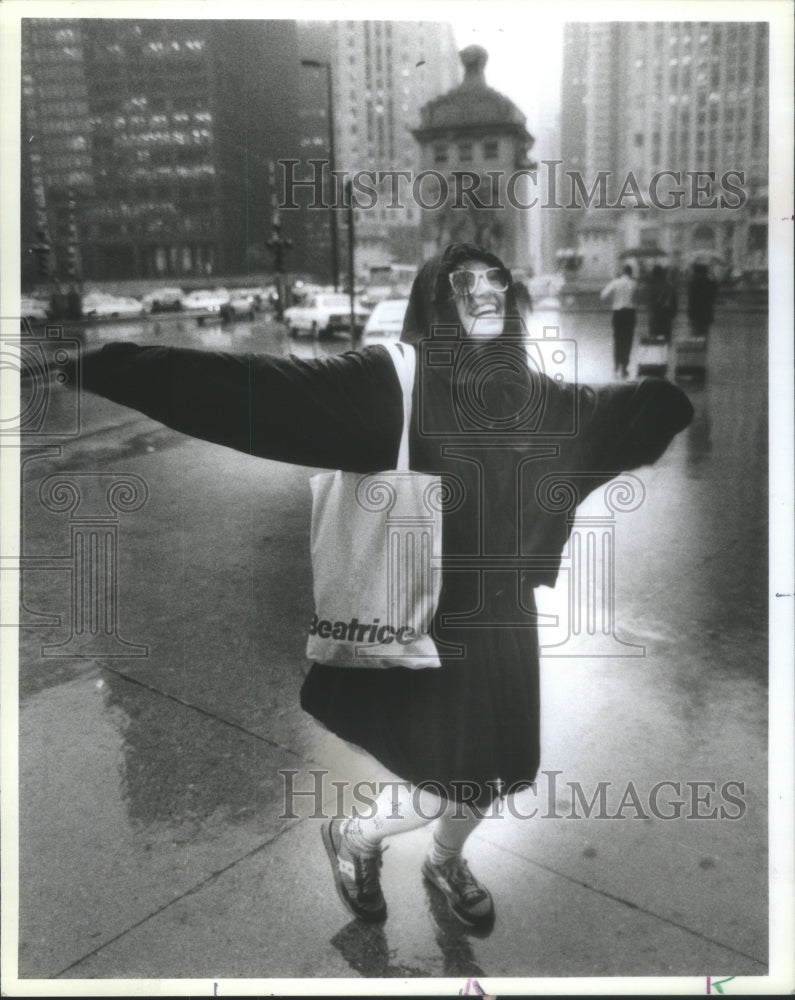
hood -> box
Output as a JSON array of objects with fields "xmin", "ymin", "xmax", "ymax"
[{"xmin": 400, "ymin": 243, "xmax": 523, "ymax": 345}]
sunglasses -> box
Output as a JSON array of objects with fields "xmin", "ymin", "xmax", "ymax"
[{"xmin": 449, "ymin": 267, "xmax": 510, "ymax": 297}]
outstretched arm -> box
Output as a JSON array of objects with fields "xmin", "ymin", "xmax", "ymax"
[
  {"xmin": 79, "ymin": 342, "xmax": 404, "ymax": 472},
  {"xmin": 577, "ymin": 377, "xmax": 694, "ymax": 472}
]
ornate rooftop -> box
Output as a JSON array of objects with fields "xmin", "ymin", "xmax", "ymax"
[{"xmin": 414, "ymin": 45, "xmax": 532, "ymax": 140}]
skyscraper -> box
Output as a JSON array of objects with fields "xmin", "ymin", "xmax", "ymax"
[
  {"xmin": 21, "ymin": 19, "xmax": 333, "ymax": 286},
  {"xmin": 22, "ymin": 17, "xmax": 461, "ymax": 287},
  {"xmin": 297, "ymin": 19, "xmax": 461, "ymax": 274},
  {"xmin": 559, "ymin": 21, "xmax": 768, "ymax": 280}
]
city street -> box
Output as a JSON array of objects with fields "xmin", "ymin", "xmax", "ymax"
[{"xmin": 15, "ymin": 304, "xmax": 770, "ymax": 985}]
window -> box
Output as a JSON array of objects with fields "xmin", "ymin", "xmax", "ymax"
[
  {"xmin": 458, "ymin": 142, "xmax": 473, "ymax": 161},
  {"xmin": 434, "ymin": 143, "xmax": 448, "ymax": 164},
  {"xmin": 483, "ymin": 139, "xmax": 498, "ymax": 159}
]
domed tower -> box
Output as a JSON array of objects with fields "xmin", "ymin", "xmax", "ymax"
[{"xmin": 412, "ymin": 45, "xmax": 535, "ymax": 269}]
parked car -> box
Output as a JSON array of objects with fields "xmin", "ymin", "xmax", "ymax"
[
  {"xmin": 20, "ymin": 296, "xmax": 49, "ymax": 323},
  {"xmin": 247, "ymin": 286, "xmax": 277, "ymax": 311},
  {"xmin": 361, "ymin": 298, "xmax": 409, "ymax": 345},
  {"xmin": 181, "ymin": 288, "xmax": 230, "ymax": 322},
  {"xmin": 220, "ymin": 290, "xmax": 257, "ymax": 322},
  {"xmin": 82, "ymin": 291, "xmax": 145, "ymax": 319},
  {"xmin": 283, "ymin": 293, "xmax": 370, "ymax": 340},
  {"xmin": 141, "ymin": 287, "xmax": 184, "ymax": 313}
]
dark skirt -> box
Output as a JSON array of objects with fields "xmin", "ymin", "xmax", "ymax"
[{"xmin": 299, "ymin": 588, "xmax": 541, "ymax": 806}]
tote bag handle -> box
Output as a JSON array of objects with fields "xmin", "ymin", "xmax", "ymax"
[{"xmin": 382, "ymin": 342, "xmax": 416, "ymax": 472}]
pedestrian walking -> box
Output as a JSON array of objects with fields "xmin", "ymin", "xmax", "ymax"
[
  {"xmin": 600, "ymin": 264, "xmax": 638, "ymax": 377},
  {"xmin": 687, "ymin": 263, "xmax": 719, "ymax": 339},
  {"xmin": 75, "ymin": 242, "xmax": 693, "ymax": 930},
  {"xmin": 646, "ymin": 265, "xmax": 678, "ymax": 343}
]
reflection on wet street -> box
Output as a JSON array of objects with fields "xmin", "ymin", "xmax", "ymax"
[
  {"xmin": 17, "ymin": 305, "xmax": 770, "ymax": 979},
  {"xmin": 76, "ymin": 311, "xmax": 352, "ymax": 360}
]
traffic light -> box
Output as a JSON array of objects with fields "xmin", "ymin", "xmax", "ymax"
[
  {"xmin": 66, "ymin": 243, "xmax": 78, "ymax": 280},
  {"xmin": 266, "ymin": 210, "xmax": 292, "ymax": 274},
  {"xmin": 32, "ymin": 236, "xmax": 52, "ymax": 280}
]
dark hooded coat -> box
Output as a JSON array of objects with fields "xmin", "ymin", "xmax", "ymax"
[{"xmin": 78, "ymin": 243, "xmax": 693, "ymax": 803}]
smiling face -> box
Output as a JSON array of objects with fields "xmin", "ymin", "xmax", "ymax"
[{"xmin": 449, "ymin": 259, "xmax": 507, "ymax": 339}]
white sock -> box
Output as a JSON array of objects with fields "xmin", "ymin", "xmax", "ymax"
[
  {"xmin": 427, "ymin": 833, "xmax": 463, "ymax": 867},
  {"xmin": 427, "ymin": 802, "xmax": 484, "ymax": 866}
]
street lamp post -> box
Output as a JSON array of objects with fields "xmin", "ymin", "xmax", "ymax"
[
  {"xmin": 345, "ymin": 179, "xmax": 357, "ymax": 343},
  {"xmin": 267, "ymin": 159, "xmax": 292, "ymax": 321},
  {"xmin": 266, "ymin": 210, "xmax": 292, "ymax": 322},
  {"xmin": 301, "ymin": 59, "xmax": 339, "ymax": 292}
]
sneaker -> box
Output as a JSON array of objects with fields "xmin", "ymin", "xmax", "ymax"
[
  {"xmin": 322, "ymin": 819, "xmax": 387, "ymax": 923},
  {"xmin": 422, "ymin": 855, "xmax": 495, "ymax": 928}
]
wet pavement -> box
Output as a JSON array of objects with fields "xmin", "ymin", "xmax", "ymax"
[{"xmin": 12, "ymin": 305, "xmax": 771, "ymax": 987}]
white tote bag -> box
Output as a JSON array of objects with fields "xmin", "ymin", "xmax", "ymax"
[{"xmin": 306, "ymin": 343, "xmax": 443, "ymax": 669}]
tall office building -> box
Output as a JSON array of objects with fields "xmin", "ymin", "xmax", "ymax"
[
  {"xmin": 21, "ymin": 20, "xmax": 93, "ymax": 283},
  {"xmin": 21, "ymin": 19, "xmax": 332, "ymax": 286},
  {"xmin": 526, "ymin": 104, "xmax": 560, "ymax": 276},
  {"xmin": 297, "ymin": 20, "xmax": 461, "ymax": 274},
  {"xmin": 559, "ymin": 21, "xmax": 768, "ymax": 280},
  {"xmin": 22, "ymin": 17, "xmax": 461, "ymax": 287}
]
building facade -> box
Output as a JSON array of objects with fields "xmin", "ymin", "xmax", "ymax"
[
  {"xmin": 21, "ymin": 19, "xmax": 332, "ymax": 287},
  {"xmin": 527, "ymin": 104, "xmax": 561, "ymax": 277},
  {"xmin": 412, "ymin": 46, "xmax": 535, "ymax": 273},
  {"xmin": 296, "ymin": 20, "xmax": 461, "ymax": 278},
  {"xmin": 559, "ymin": 21, "xmax": 769, "ymax": 281},
  {"xmin": 21, "ymin": 17, "xmax": 461, "ymax": 288}
]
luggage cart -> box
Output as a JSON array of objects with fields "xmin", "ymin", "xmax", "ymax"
[
  {"xmin": 673, "ymin": 336, "xmax": 707, "ymax": 379},
  {"xmin": 635, "ymin": 336, "xmax": 670, "ymax": 378}
]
